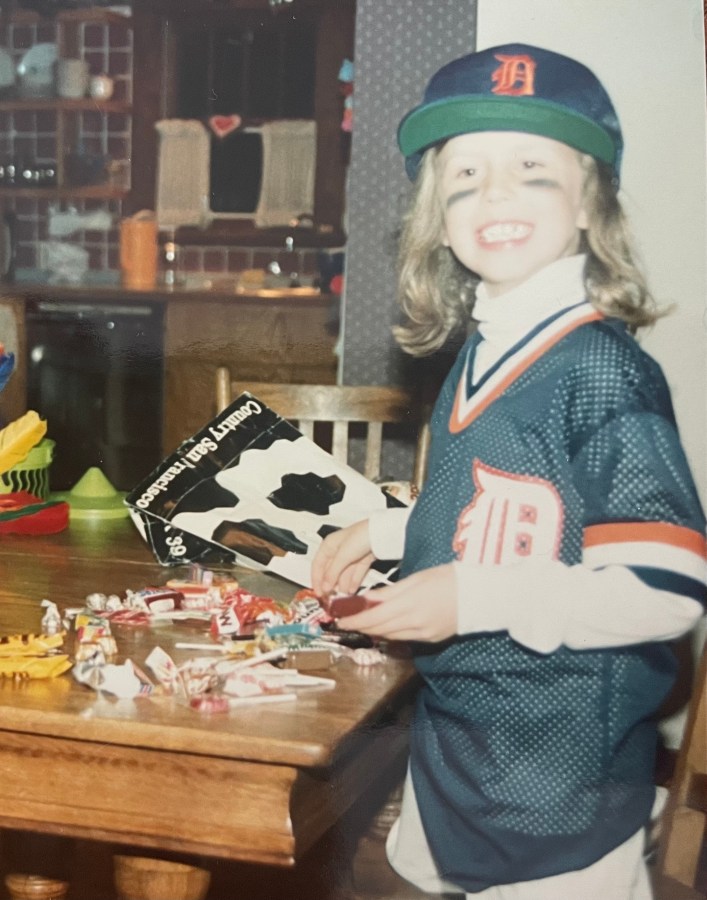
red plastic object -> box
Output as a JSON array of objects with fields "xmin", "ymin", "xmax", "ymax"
[{"xmin": 0, "ymin": 491, "xmax": 69, "ymax": 534}]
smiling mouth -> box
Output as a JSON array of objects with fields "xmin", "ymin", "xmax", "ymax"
[{"xmin": 478, "ymin": 222, "xmax": 532, "ymax": 244}]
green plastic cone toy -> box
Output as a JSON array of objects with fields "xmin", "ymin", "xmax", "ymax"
[{"xmin": 53, "ymin": 467, "xmax": 128, "ymax": 519}]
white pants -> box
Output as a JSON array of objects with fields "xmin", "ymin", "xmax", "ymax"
[{"xmin": 386, "ymin": 768, "xmax": 659, "ymax": 899}]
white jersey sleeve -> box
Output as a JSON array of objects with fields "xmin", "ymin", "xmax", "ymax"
[
  {"xmin": 368, "ymin": 506, "xmax": 412, "ymax": 560},
  {"xmin": 455, "ymin": 558, "xmax": 703, "ymax": 654}
]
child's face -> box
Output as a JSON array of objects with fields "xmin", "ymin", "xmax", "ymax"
[{"xmin": 436, "ymin": 131, "xmax": 588, "ymax": 297}]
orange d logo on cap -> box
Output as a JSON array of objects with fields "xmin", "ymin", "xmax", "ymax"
[{"xmin": 491, "ymin": 54, "xmax": 536, "ymax": 97}]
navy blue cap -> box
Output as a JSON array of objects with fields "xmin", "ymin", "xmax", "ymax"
[{"xmin": 398, "ymin": 43, "xmax": 623, "ymax": 181}]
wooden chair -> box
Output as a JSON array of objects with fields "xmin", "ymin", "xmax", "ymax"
[
  {"xmin": 215, "ymin": 367, "xmax": 431, "ymax": 489},
  {"xmin": 655, "ymin": 643, "xmax": 707, "ymax": 899}
]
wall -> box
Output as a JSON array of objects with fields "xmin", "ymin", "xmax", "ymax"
[
  {"xmin": 475, "ymin": 0, "xmax": 707, "ymax": 503},
  {"xmin": 342, "ymin": 0, "xmax": 477, "ymax": 387}
]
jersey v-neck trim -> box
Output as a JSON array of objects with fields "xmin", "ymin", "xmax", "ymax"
[{"xmin": 450, "ymin": 302, "xmax": 603, "ymax": 433}]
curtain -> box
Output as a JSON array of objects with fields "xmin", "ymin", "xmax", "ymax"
[
  {"xmin": 254, "ymin": 120, "xmax": 316, "ymax": 228},
  {"xmin": 155, "ymin": 119, "xmax": 211, "ymax": 229}
]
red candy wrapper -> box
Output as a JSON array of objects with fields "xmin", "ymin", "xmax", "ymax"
[
  {"xmin": 210, "ymin": 587, "xmax": 286, "ymax": 637},
  {"xmin": 210, "ymin": 605, "xmax": 241, "ymax": 637},
  {"xmin": 323, "ymin": 594, "xmax": 379, "ymax": 618}
]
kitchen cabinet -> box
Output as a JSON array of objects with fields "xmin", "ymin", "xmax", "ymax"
[
  {"xmin": 0, "ymin": 286, "xmax": 337, "ymax": 487},
  {"xmin": 0, "ymin": 7, "xmax": 132, "ymax": 201}
]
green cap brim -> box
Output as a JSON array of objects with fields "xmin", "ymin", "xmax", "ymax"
[{"xmin": 398, "ymin": 95, "xmax": 616, "ymax": 177}]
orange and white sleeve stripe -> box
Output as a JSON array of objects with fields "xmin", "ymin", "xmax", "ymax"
[{"xmin": 583, "ymin": 522, "xmax": 706, "ymax": 605}]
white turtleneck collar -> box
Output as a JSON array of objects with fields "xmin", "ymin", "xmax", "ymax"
[{"xmin": 471, "ymin": 254, "xmax": 588, "ymax": 384}]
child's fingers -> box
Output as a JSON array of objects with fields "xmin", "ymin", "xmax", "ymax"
[
  {"xmin": 311, "ymin": 544, "xmax": 337, "ymax": 595},
  {"xmin": 312, "ymin": 531, "xmax": 353, "ymax": 593},
  {"xmin": 319, "ymin": 553, "xmax": 362, "ymax": 595},
  {"xmin": 311, "ymin": 520, "xmax": 374, "ymax": 596},
  {"xmin": 338, "ymin": 606, "xmax": 442, "ymax": 642},
  {"xmin": 335, "ymin": 588, "xmax": 402, "ymax": 632},
  {"xmin": 338, "ymin": 557, "xmax": 374, "ymax": 595},
  {"xmin": 335, "ymin": 568, "xmax": 457, "ymax": 643}
]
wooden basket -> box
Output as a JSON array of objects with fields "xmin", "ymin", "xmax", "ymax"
[
  {"xmin": 4, "ymin": 873, "xmax": 69, "ymax": 900},
  {"xmin": 113, "ymin": 855, "xmax": 210, "ymax": 900}
]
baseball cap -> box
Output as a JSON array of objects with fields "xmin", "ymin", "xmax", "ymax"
[{"xmin": 398, "ymin": 43, "xmax": 623, "ymax": 181}]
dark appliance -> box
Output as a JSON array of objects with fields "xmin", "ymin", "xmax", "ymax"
[
  {"xmin": 25, "ymin": 299, "xmax": 163, "ymax": 492},
  {"xmin": 0, "ymin": 212, "xmax": 16, "ymax": 283}
]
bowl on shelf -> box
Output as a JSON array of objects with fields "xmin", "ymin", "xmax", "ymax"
[
  {"xmin": 16, "ymin": 71, "xmax": 55, "ymax": 99},
  {"xmin": 16, "ymin": 43, "xmax": 57, "ymax": 99}
]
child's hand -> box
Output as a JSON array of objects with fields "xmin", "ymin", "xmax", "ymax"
[
  {"xmin": 335, "ymin": 563, "xmax": 458, "ymax": 644},
  {"xmin": 311, "ymin": 519, "xmax": 376, "ymax": 597}
]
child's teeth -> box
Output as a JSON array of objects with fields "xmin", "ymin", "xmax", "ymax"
[{"xmin": 481, "ymin": 223, "xmax": 530, "ymax": 242}]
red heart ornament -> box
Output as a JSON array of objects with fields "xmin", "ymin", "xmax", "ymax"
[{"xmin": 209, "ymin": 114, "xmax": 242, "ymax": 139}]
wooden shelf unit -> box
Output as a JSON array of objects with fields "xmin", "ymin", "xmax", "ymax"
[
  {"xmin": 0, "ymin": 183, "xmax": 127, "ymax": 200},
  {"xmin": 0, "ymin": 6, "xmax": 133, "ymax": 200},
  {"xmin": 0, "ymin": 98, "xmax": 131, "ymax": 113},
  {"xmin": 0, "ymin": 7, "xmax": 132, "ymax": 28}
]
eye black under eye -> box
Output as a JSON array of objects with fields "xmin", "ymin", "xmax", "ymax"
[{"xmin": 524, "ymin": 177, "xmax": 560, "ymax": 189}]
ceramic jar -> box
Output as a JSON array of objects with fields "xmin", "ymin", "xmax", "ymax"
[{"xmin": 89, "ymin": 74, "xmax": 114, "ymax": 100}]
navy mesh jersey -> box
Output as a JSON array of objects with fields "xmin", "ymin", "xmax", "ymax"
[{"xmin": 401, "ymin": 303, "xmax": 706, "ymax": 892}]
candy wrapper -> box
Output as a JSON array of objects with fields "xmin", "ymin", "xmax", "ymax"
[
  {"xmin": 209, "ymin": 586, "xmax": 286, "ymax": 637},
  {"xmin": 0, "ymin": 628, "xmax": 71, "ymax": 679},
  {"xmin": 0, "ymin": 631, "xmax": 65, "ymax": 657},
  {"xmin": 145, "ymin": 646, "xmax": 182, "ymax": 696},
  {"xmin": 73, "ymin": 613, "xmax": 118, "ymax": 661},
  {"xmin": 73, "ymin": 658, "xmax": 154, "ymax": 699},
  {"xmin": 0, "ymin": 655, "xmax": 72, "ymax": 679}
]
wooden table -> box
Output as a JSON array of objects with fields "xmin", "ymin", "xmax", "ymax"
[{"xmin": 0, "ymin": 517, "xmax": 418, "ymax": 895}]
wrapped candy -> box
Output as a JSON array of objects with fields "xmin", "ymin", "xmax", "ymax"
[
  {"xmin": 40, "ymin": 599, "xmax": 62, "ymax": 636},
  {"xmin": 73, "ymin": 658, "xmax": 154, "ymax": 698},
  {"xmin": 210, "ymin": 587, "xmax": 286, "ymax": 637},
  {"xmin": 0, "ymin": 630, "xmax": 71, "ymax": 679}
]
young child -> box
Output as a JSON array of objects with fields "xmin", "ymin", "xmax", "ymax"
[{"xmin": 312, "ymin": 43, "xmax": 706, "ymax": 899}]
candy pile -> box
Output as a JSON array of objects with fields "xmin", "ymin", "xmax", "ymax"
[
  {"xmin": 11, "ymin": 564, "xmax": 386, "ymax": 710},
  {"xmin": 76, "ymin": 569, "xmax": 329, "ymax": 639},
  {"xmin": 146, "ymin": 645, "xmax": 338, "ymax": 714},
  {"xmin": 72, "ymin": 624, "xmax": 383, "ymax": 708}
]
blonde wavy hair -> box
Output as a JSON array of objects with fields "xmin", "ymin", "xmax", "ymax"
[{"xmin": 393, "ymin": 146, "xmax": 658, "ymax": 357}]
